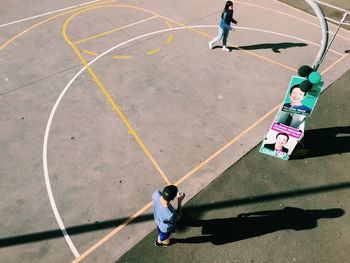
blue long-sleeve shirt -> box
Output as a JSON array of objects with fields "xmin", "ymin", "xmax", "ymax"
[{"xmin": 219, "ymin": 11, "xmax": 237, "ymax": 30}]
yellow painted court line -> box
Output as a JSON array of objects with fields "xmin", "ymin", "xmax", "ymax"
[
  {"xmin": 63, "ymin": 3, "xmax": 298, "ymax": 72},
  {"xmin": 72, "ymin": 102, "xmax": 283, "ymax": 262},
  {"xmin": 321, "ymin": 53, "xmax": 349, "ymax": 75},
  {"xmin": 175, "ymin": 103, "xmax": 282, "ymax": 186},
  {"xmin": 82, "ymin": 49, "xmax": 98, "ymax": 56},
  {"xmin": 0, "ymin": 0, "xmax": 115, "ymax": 51},
  {"xmin": 63, "ymin": 9, "xmax": 171, "ymax": 186},
  {"xmin": 147, "ymin": 48, "xmax": 160, "ymax": 55},
  {"xmin": 166, "ymin": 35, "xmax": 173, "ymax": 44},
  {"xmin": 112, "ymin": 55, "xmax": 132, "ymax": 59},
  {"xmin": 160, "ymin": 19, "xmax": 298, "ymax": 72},
  {"xmin": 72, "ymin": 202, "xmax": 153, "ymax": 263},
  {"xmin": 165, "ymin": 21, "xmax": 173, "ymax": 44},
  {"xmin": 152, "ymin": 14, "xmax": 298, "ymax": 72},
  {"xmin": 233, "ymin": 42, "xmax": 297, "ymax": 72},
  {"xmin": 73, "ymin": 15, "xmax": 159, "ymax": 45}
]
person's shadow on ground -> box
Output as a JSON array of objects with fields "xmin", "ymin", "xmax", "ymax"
[{"xmin": 174, "ymin": 207, "xmax": 344, "ymax": 245}]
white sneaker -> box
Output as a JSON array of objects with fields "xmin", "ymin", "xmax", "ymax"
[
  {"xmin": 222, "ymin": 46, "xmax": 230, "ymax": 52},
  {"xmin": 209, "ymin": 42, "xmax": 213, "ymax": 49}
]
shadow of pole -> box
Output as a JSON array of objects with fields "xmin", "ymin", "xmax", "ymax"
[
  {"xmin": 229, "ymin": 42, "xmax": 307, "ymax": 53},
  {"xmin": 0, "ymin": 181, "xmax": 349, "ymax": 248}
]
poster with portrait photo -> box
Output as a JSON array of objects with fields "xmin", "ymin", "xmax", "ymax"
[
  {"xmin": 259, "ymin": 122, "xmax": 303, "ymax": 160},
  {"xmin": 281, "ymin": 76, "xmax": 322, "ymax": 116}
]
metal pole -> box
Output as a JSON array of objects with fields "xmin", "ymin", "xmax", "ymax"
[
  {"xmin": 318, "ymin": 11, "xmax": 348, "ymax": 65},
  {"xmin": 304, "ymin": 0, "xmax": 329, "ymax": 71}
]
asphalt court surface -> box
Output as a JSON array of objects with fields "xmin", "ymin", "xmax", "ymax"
[
  {"xmin": 118, "ymin": 68, "xmax": 350, "ymax": 263},
  {"xmin": 0, "ymin": 0, "xmax": 349, "ymax": 262}
]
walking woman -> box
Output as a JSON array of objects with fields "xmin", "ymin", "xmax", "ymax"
[{"xmin": 209, "ymin": 1, "xmax": 238, "ymax": 51}]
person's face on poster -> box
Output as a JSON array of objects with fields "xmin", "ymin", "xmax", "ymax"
[
  {"xmin": 276, "ymin": 134, "xmax": 288, "ymax": 148},
  {"xmin": 290, "ymin": 87, "xmax": 305, "ymax": 106}
]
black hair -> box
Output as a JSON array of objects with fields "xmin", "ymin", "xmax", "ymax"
[
  {"xmin": 289, "ymin": 84, "xmax": 306, "ymax": 95},
  {"xmin": 221, "ymin": 1, "xmax": 233, "ymax": 18},
  {"xmin": 275, "ymin": 132, "xmax": 289, "ymax": 142},
  {"xmin": 162, "ymin": 185, "xmax": 178, "ymax": 201}
]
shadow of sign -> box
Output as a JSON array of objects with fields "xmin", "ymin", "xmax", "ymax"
[{"xmin": 291, "ymin": 126, "xmax": 350, "ymax": 159}]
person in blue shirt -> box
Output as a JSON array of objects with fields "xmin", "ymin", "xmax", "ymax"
[
  {"xmin": 209, "ymin": 1, "xmax": 238, "ymax": 51},
  {"xmin": 283, "ymin": 84, "xmax": 312, "ymax": 114},
  {"xmin": 152, "ymin": 185, "xmax": 185, "ymax": 246}
]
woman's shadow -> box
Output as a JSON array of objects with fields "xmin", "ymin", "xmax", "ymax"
[{"xmin": 173, "ymin": 207, "xmax": 344, "ymax": 245}]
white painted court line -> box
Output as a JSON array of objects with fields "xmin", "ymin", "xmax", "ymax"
[
  {"xmin": 0, "ymin": 0, "xmax": 114, "ymax": 28},
  {"xmin": 43, "ymin": 76, "xmax": 81, "ymax": 257},
  {"xmin": 43, "ymin": 25, "xmax": 341, "ymax": 257}
]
